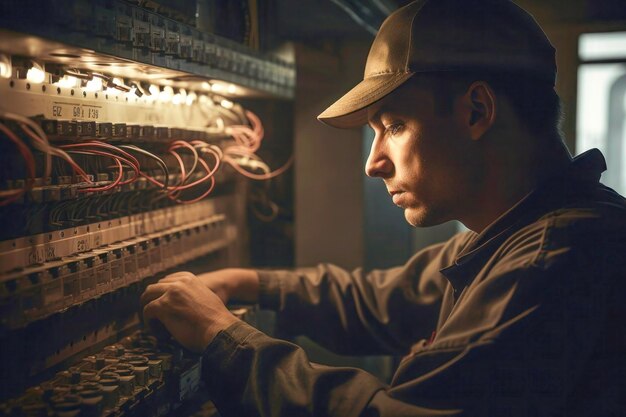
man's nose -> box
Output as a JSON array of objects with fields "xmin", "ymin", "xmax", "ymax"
[{"xmin": 365, "ymin": 139, "xmax": 392, "ymax": 178}]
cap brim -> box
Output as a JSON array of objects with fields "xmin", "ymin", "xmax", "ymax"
[{"xmin": 317, "ymin": 72, "xmax": 415, "ymax": 129}]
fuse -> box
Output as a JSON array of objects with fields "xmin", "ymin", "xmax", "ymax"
[
  {"xmin": 96, "ymin": 122, "xmax": 112, "ymax": 138},
  {"xmin": 115, "ymin": 3, "xmax": 133, "ymax": 44},
  {"xmin": 78, "ymin": 257, "xmax": 97, "ymax": 300},
  {"xmin": 77, "ymin": 121, "xmax": 96, "ymax": 136},
  {"xmin": 164, "ymin": 20, "xmax": 181, "ymax": 56},
  {"xmin": 149, "ymin": 13, "xmax": 165, "ymax": 53},
  {"xmin": 132, "ymin": 8, "xmax": 151, "ymax": 49},
  {"xmin": 60, "ymin": 263, "xmax": 80, "ymax": 307},
  {"xmin": 110, "ymin": 123, "xmax": 126, "ymax": 139}
]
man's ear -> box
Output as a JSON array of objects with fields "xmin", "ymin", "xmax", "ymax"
[{"xmin": 463, "ymin": 81, "xmax": 497, "ymax": 141}]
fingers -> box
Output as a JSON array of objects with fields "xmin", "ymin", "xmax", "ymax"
[
  {"xmin": 140, "ymin": 282, "xmax": 170, "ymax": 307},
  {"xmin": 142, "ymin": 298, "xmax": 172, "ymax": 340},
  {"xmin": 157, "ymin": 271, "xmax": 196, "ymax": 284},
  {"xmin": 142, "ymin": 298, "xmax": 162, "ymax": 322}
]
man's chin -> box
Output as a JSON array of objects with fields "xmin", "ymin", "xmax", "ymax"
[{"xmin": 404, "ymin": 207, "xmax": 446, "ymax": 228}]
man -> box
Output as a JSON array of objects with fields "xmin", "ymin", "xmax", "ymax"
[{"xmin": 141, "ymin": 0, "xmax": 626, "ymax": 415}]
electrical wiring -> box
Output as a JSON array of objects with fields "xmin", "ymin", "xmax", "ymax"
[
  {"xmin": 170, "ymin": 159, "xmax": 216, "ymax": 205},
  {"xmin": 60, "ymin": 142, "xmax": 141, "ymax": 171},
  {"xmin": 191, "ymin": 141, "xmax": 222, "ymax": 175},
  {"xmin": 0, "ymin": 122, "xmax": 36, "ymax": 206},
  {"xmin": 168, "ymin": 140, "xmax": 199, "ymax": 179},
  {"xmin": 119, "ymin": 145, "xmax": 170, "ymax": 190},
  {"xmin": 224, "ymin": 111, "xmax": 264, "ymax": 153},
  {"xmin": 18, "ymin": 123, "xmax": 92, "ymax": 183},
  {"xmin": 224, "ymin": 152, "xmax": 294, "ymax": 180},
  {"xmin": 0, "ymin": 96, "xmax": 291, "ymax": 214},
  {"xmin": 168, "ymin": 160, "xmax": 217, "ymax": 204},
  {"xmin": 59, "ymin": 142, "xmax": 142, "ymax": 189},
  {"xmin": 251, "ymin": 193, "xmax": 280, "ymax": 222},
  {"xmin": 0, "ymin": 111, "xmax": 52, "ymax": 180},
  {"xmin": 80, "ymin": 158, "xmax": 123, "ymax": 193},
  {"xmin": 206, "ymin": 98, "xmax": 247, "ymax": 125},
  {"xmin": 65, "ymin": 150, "xmax": 137, "ymax": 189},
  {"xmin": 218, "ymin": 108, "xmax": 294, "ymax": 181}
]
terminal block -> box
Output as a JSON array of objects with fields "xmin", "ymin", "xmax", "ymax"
[{"xmin": 0, "ymin": 330, "xmax": 205, "ymax": 417}]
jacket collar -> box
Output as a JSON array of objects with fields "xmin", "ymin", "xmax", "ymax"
[{"xmin": 440, "ymin": 148, "xmax": 607, "ymax": 296}]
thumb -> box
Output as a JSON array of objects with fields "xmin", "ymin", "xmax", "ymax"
[{"xmin": 142, "ymin": 299, "xmax": 171, "ymax": 340}]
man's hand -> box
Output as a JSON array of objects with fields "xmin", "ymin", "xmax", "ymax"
[
  {"xmin": 141, "ymin": 272, "xmax": 239, "ymax": 353},
  {"xmin": 197, "ymin": 268, "xmax": 260, "ymax": 305}
]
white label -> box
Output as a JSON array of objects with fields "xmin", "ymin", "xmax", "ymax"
[{"xmin": 49, "ymin": 101, "xmax": 104, "ymax": 121}]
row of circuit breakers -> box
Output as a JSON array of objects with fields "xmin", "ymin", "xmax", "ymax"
[
  {"xmin": 0, "ymin": 0, "xmax": 296, "ymax": 97},
  {"xmin": 0, "ymin": 13, "xmax": 280, "ymax": 409}
]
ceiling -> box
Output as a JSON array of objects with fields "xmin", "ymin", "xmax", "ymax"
[{"xmin": 272, "ymin": 0, "xmax": 626, "ymax": 42}]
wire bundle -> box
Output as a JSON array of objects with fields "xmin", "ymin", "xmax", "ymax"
[
  {"xmin": 223, "ymin": 110, "xmax": 293, "ymax": 180},
  {"xmin": 0, "ymin": 108, "xmax": 292, "ymax": 209},
  {"xmin": 0, "ymin": 111, "xmax": 92, "ymax": 206}
]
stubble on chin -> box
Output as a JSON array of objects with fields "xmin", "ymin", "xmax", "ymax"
[{"xmin": 404, "ymin": 206, "xmax": 448, "ymax": 228}]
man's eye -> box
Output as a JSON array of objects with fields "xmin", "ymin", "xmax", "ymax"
[{"xmin": 385, "ymin": 123, "xmax": 403, "ymax": 136}]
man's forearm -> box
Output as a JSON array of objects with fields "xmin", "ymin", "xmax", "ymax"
[{"xmin": 197, "ymin": 268, "xmax": 260, "ymax": 304}]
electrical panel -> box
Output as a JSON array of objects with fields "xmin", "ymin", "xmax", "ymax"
[{"xmin": 0, "ymin": 1, "xmax": 294, "ymax": 415}]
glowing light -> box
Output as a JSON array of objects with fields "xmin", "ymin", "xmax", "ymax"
[
  {"xmin": 0, "ymin": 55, "xmax": 11, "ymax": 79},
  {"xmin": 227, "ymin": 84, "xmax": 237, "ymax": 94},
  {"xmin": 26, "ymin": 65, "xmax": 46, "ymax": 84},
  {"xmin": 84, "ymin": 77, "xmax": 103, "ymax": 92},
  {"xmin": 149, "ymin": 84, "xmax": 160, "ymax": 96},
  {"xmin": 126, "ymin": 86, "xmax": 138, "ymax": 99},
  {"xmin": 201, "ymin": 81, "xmax": 211, "ymax": 90},
  {"xmin": 185, "ymin": 92, "xmax": 197, "ymax": 106},
  {"xmin": 211, "ymin": 82, "xmax": 226, "ymax": 93},
  {"xmin": 172, "ymin": 93, "xmax": 183, "ymax": 105},
  {"xmin": 159, "ymin": 86, "xmax": 174, "ymax": 103},
  {"xmin": 0, "ymin": 63, "xmax": 10, "ymax": 78},
  {"xmin": 220, "ymin": 99, "xmax": 234, "ymax": 109},
  {"xmin": 54, "ymin": 75, "xmax": 79, "ymax": 88}
]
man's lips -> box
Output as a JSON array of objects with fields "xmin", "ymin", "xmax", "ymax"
[{"xmin": 390, "ymin": 191, "xmax": 405, "ymax": 205}]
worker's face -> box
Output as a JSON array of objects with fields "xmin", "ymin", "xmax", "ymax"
[{"xmin": 366, "ymin": 81, "xmax": 480, "ymax": 227}]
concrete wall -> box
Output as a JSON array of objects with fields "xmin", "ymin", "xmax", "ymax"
[{"xmin": 294, "ymin": 41, "xmax": 370, "ymax": 269}]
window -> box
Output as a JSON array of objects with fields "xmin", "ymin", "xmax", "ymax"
[{"xmin": 577, "ymin": 32, "xmax": 626, "ymax": 195}]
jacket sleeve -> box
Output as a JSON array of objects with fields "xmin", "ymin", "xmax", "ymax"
[
  {"xmin": 255, "ymin": 234, "xmax": 471, "ymax": 355},
  {"xmin": 201, "ymin": 214, "xmax": 626, "ymax": 417},
  {"xmin": 201, "ymin": 320, "xmax": 460, "ymax": 417}
]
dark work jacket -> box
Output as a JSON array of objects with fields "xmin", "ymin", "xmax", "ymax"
[{"xmin": 202, "ymin": 149, "xmax": 626, "ymax": 417}]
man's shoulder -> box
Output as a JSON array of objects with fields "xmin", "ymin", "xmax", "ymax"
[
  {"xmin": 509, "ymin": 188, "xmax": 626, "ymax": 269},
  {"xmin": 540, "ymin": 183, "xmax": 626, "ymax": 236}
]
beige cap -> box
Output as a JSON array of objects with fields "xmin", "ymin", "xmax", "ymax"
[{"xmin": 318, "ymin": 0, "xmax": 556, "ymax": 129}]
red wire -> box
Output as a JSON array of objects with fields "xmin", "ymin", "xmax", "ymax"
[
  {"xmin": 167, "ymin": 148, "xmax": 187, "ymax": 196},
  {"xmin": 171, "ymin": 158, "xmax": 216, "ymax": 204},
  {"xmin": 0, "ymin": 122, "xmax": 36, "ymax": 206},
  {"xmin": 197, "ymin": 146, "xmax": 222, "ymax": 176},
  {"xmin": 224, "ymin": 154, "xmax": 294, "ymax": 180},
  {"xmin": 60, "ymin": 142, "xmax": 141, "ymax": 181},
  {"xmin": 140, "ymin": 172, "xmax": 166, "ymax": 189},
  {"xmin": 67, "ymin": 149, "xmax": 138, "ymax": 186},
  {"xmin": 171, "ymin": 165, "xmax": 213, "ymax": 190},
  {"xmin": 80, "ymin": 158, "xmax": 124, "ymax": 192},
  {"xmin": 19, "ymin": 124, "xmax": 92, "ymax": 182},
  {"xmin": 62, "ymin": 147, "xmax": 140, "ymax": 185}
]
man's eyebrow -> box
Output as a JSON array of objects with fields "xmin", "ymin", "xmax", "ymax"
[{"xmin": 368, "ymin": 105, "xmax": 391, "ymax": 126}]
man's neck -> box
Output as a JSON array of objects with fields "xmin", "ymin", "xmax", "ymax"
[{"xmin": 462, "ymin": 138, "xmax": 572, "ymax": 233}]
